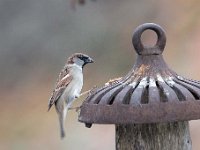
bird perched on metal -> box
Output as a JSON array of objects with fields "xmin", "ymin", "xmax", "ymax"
[{"xmin": 48, "ymin": 53, "xmax": 94, "ymax": 138}]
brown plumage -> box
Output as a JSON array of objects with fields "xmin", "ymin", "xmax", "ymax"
[{"xmin": 48, "ymin": 53, "xmax": 94, "ymax": 138}]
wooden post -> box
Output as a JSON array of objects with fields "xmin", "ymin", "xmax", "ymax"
[{"xmin": 116, "ymin": 121, "xmax": 192, "ymax": 150}]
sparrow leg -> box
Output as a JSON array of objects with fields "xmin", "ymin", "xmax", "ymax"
[
  {"xmin": 68, "ymin": 90, "xmax": 91, "ymax": 111},
  {"xmin": 73, "ymin": 90, "xmax": 90, "ymax": 99},
  {"xmin": 77, "ymin": 86, "xmax": 97, "ymax": 98},
  {"xmin": 79, "ymin": 90, "xmax": 91, "ymax": 97},
  {"xmin": 68, "ymin": 106, "xmax": 80, "ymax": 112}
]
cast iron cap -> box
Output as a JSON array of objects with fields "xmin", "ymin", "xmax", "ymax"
[{"xmin": 79, "ymin": 23, "xmax": 200, "ymax": 128}]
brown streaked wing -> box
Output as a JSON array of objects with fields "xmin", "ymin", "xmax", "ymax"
[
  {"xmin": 58, "ymin": 66, "xmax": 69, "ymax": 81},
  {"xmin": 48, "ymin": 73, "xmax": 73, "ymax": 111}
]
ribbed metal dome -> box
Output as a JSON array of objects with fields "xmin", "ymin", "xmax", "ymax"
[{"xmin": 79, "ymin": 23, "xmax": 200, "ymax": 127}]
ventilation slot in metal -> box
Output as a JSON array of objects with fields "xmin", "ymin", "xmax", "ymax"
[
  {"xmin": 141, "ymin": 85, "xmax": 149, "ymax": 104},
  {"xmin": 156, "ymin": 81, "xmax": 168, "ymax": 102},
  {"xmin": 170, "ymin": 86, "xmax": 186, "ymax": 101}
]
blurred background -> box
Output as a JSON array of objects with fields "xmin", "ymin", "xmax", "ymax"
[{"xmin": 1, "ymin": 0, "xmax": 200, "ymax": 149}]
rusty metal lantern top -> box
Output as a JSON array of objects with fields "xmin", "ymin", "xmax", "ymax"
[{"xmin": 79, "ymin": 23, "xmax": 200, "ymax": 127}]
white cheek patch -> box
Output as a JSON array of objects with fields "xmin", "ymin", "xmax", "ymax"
[{"xmin": 73, "ymin": 57, "xmax": 84, "ymax": 67}]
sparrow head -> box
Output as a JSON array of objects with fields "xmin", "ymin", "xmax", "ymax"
[{"xmin": 68, "ymin": 53, "xmax": 94, "ymax": 67}]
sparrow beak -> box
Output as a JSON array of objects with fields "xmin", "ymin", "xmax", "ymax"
[{"xmin": 87, "ymin": 57, "xmax": 94, "ymax": 63}]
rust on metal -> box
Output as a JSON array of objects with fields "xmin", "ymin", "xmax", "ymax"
[{"xmin": 79, "ymin": 23, "xmax": 200, "ymax": 127}]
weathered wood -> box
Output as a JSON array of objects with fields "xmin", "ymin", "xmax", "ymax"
[{"xmin": 116, "ymin": 121, "xmax": 192, "ymax": 150}]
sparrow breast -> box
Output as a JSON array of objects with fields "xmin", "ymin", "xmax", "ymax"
[{"xmin": 61, "ymin": 64, "xmax": 83, "ymax": 103}]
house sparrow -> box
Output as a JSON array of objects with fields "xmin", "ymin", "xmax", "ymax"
[{"xmin": 48, "ymin": 53, "xmax": 94, "ymax": 138}]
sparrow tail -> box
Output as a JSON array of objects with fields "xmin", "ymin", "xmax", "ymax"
[
  {"xmin": 56, "ymin": 103, "xmax": 71, "ymax": 139},
  {"xmin": 58, "ymin": 112, "xmax": 66, "ymax": 139}
]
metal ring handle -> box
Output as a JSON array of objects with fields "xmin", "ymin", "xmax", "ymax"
[{"xmin": 132, "ymin": 23, "xmax": 166, "ymax": 55}]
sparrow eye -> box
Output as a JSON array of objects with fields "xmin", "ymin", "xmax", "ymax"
[{"xmin": 79, "ymin": 56, "xmax": 87, "ymax": 61}]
